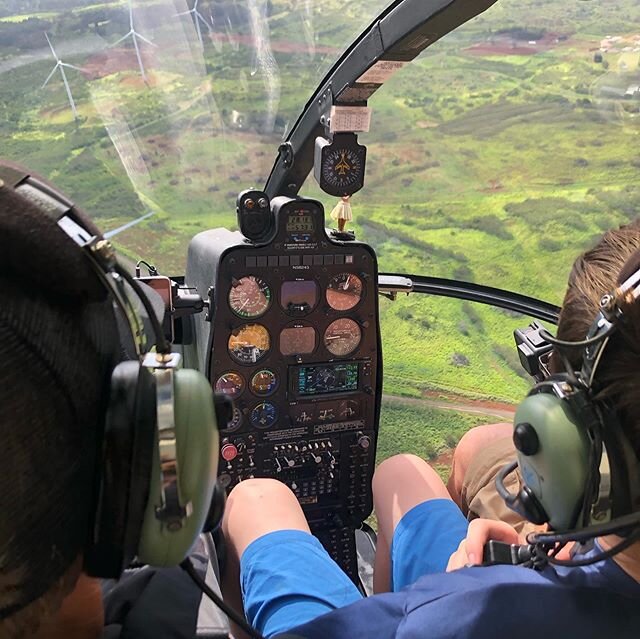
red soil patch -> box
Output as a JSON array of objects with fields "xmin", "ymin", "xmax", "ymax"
[
  {"xmin": 82, "ymin": 47, "xmax": 156, "ymax": 80},
  {"xmin": 465, "ymin": 32, "xmax": 566, "ymax": 57},
  {"xmin": 421, "ymin": 389, "xmax": 516, "ymax": 417},
  {"xmin": 81, "ymin": 34, "xmax": 339, "ymax": 82},
  {"xmin": 434, "ymin": 448, "xmax": 454, "ymax": 468}
]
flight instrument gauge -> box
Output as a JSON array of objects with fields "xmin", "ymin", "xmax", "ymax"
[
  {"xmin": 251, "ymin": 369, "xmax": 278, "ymax": 396},
  {"xmin": 314, "ymin": 133, "xmax": 367, "ymax": 197},
  {"xmin": 215, "ymin": 372, "xmax": 245, "ymax": 398},
  {"xmin": 324, "ymin": 318, "xmax": 362, "ymax": 357},
  {"xmin": 326, "ymin": 273, "xmax": 363, "ymax": 311},
  {"xmin": 229, "ymin": 276, "xmax": 271, "ymax": 319},
  {"xmin": 250, "ymin": 402, "xmax": 278, "ymax": 428},
  {"xmin": 228, "ymin": 324, "xmax": 270, "ymax": 364},
  {"xmin": 223, "ymin": 407, "xmax": 242, "ymax": 432}
]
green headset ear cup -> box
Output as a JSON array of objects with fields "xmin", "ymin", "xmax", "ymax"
[
  {"xmin": 514, "ymin": 392, "xmax": 591, "ymax": 531},
  {"xmin": 137, "ymin": 368, "xmax": 219, "ymax": 565}
]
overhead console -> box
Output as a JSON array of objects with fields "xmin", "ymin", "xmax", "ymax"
[{"xmin": 186, "ymin": 194, "xmax": 382, "ymax": 583}]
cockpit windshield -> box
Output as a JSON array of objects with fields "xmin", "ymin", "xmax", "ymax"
[
  {"xmin": 1, "ymin": 0, "xmax": 391, "ymax": 272},
  {"xmin": 3, "ymin": 0, "xmax": 640, "ymax": 407},
  {"xmin": 4, "ymin": 0, "xmax": 639, "ymax": 288}
]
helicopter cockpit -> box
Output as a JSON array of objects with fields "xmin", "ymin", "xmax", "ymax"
[{"xmin": 2, "ymin": 0, "xmax": 640, "ymax": 635}]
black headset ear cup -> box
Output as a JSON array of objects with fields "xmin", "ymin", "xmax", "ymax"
[{"xmin": 85, "ymin": 361, "xmax": 156, "ymax": 578}]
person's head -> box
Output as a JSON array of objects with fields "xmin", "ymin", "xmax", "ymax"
[
  {"xmin": 0, "ymin": 180, "xmax": 120, "ymax": 638},
  {"xmin": 554, "ymin": 219, "xmax": 640, "ymax": 459}
]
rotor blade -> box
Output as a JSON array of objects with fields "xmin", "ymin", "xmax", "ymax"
[
  {"xmin": 44, "ymin": 32, "xmax": 58, "ymax": 60},
  {"xmin": 42, "ymin": 64, "xmax": 60, "ymax": 88},
  {"xmin": 104, "ymin": 211, "xmax": 154, "ymax": 239},
  {"xmin": 134, "ymin": 31, "xmax": 156, "ymax": 47},
  {"xmin": 112, "ymin": 32, "xmax": 131, "ymax": 46},
  {"xmin": 195, "ymin": 11, "xmax": 212, "ymax": 31},
  {"xmin": 175, "ymin": 9, "xmax": 192, "ymax": 16},
  {"xmin": 60, "ymin": 62, "xmax": 83, "ymax": 72}
]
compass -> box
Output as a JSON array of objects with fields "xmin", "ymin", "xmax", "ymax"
[{"xmin": 314, "ymin": 133, "xmax": 367, "ymax": 197}]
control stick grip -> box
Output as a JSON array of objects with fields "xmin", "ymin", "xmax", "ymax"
[{"xmin": 482, "ymin": 540, "xmax": 534, "ymax": 566}]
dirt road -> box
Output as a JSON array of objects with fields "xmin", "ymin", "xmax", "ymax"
[{"xmin": 383, "ymin": 393, "xmax": 516, "ymax": 422}]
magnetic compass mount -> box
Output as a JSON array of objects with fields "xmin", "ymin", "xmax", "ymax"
[
  {"xmin": 313, "ymin": 133, "xmax": 367, "ymax": 197},
  {"xmin": 237, "ymin": 189, "xmax": 273, "ymax": 242}
]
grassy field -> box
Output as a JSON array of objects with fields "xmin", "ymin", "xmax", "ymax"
[
  {"xmin": 377, "ymin": 398, "xmax": 495, "ymax": 479},
  {"xmin": 2, "ymin": 0, "xmax": 640, "ymax": 459}
]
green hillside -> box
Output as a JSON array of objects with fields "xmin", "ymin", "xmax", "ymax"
[{"xmin": 2, "ymin": 0, "xmax": 640, "ymax": 461}]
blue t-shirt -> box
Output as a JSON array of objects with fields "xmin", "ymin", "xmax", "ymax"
[{"xmin": 285, "ymin": 548, "xmax": 640, "ymax": 638}]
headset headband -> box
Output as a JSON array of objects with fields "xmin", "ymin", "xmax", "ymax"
[
  {"xmin": 581, "ymin": 269, "xmax": 640, "ymax": 387},
  {"xmin": 2, "ymin": 165, "xmax": 191, "ymax": 531}
]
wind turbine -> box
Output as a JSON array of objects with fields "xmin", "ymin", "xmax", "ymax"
[
  {"xmin": 208, "ymin": 7, "xmax": 222, "ymax": 52},
  {"xmin": 42, "ymin": 33, "xmax": 82, "ymax": 120},
  {"xmin": 104, "ymin": 211, "xmax": 154, "ymax": 239},
  {"xmin": 176, "ymin": 0, "xmax": 212, "ymax": 48},
  {"xmin": 113, "ymin": 0, "xmax": 155, "ymax": 83}
]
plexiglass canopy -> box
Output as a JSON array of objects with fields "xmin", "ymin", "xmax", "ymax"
[{"xmin": 2, "ymin": 0, "xmax": 640, "ymax": 419}]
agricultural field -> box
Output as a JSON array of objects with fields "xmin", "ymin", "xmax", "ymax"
[{"xmin": 2, "ymin": 0, "xmax": 640, "ymax": 463}]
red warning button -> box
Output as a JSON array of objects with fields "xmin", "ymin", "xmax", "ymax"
[{"xmin": 221, "ymin": 443, "xmax": 238, "ymax": 462}]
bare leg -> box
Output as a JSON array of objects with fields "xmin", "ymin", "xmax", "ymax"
[
  {"xmin": 447, "ymin": 423, "xmax": 513, "ymax": 510},
  {"xmin": 221, "ymin": 478, "xmax": 310, "ymax": 638},
  {"xmin": 372, "ymin": 454, "xmax": 452, "ymax": 593}
]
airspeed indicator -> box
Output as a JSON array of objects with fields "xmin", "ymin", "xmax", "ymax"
[{"xmin": 229, "ymin": 276, "xmax": 271, "ymax": 319}]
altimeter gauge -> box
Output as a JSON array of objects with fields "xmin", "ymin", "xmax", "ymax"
[
  {"xmin": 314, "ymin": 133, "xmax": 367, "ymax": 197},
  {"xmin": 324, "ymin": 318, "xmax": 362, "ymax": 357}
]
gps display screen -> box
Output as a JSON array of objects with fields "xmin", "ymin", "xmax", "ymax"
[{"xmin": 294, "ymin": 362, "xmax": 359, "ymax": 396}]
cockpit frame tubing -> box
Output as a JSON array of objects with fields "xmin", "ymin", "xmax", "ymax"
[
  {"xmin": 380, "ymin": 273, "xmax": 560, "ymax": 325},
  {"xmin": 264, "ymin": 0, "xmax": 498, "ymax": 199}
]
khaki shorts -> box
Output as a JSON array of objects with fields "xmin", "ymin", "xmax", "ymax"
[{"xmin": 458, "ymin": 436, "xmax": 542, "ymax": 537}]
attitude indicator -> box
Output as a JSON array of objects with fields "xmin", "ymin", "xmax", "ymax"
[{"xmin": 228, "ymin": 324, "xmax": 271, "ymax": 364}]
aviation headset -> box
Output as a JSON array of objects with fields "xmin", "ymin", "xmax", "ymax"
[
  {"xmin": 0, "ymin": 162, "xmax": 219, "ymax": 583},
  {"xmin": 497, "ymin": 264, "xmax": 640, "ymax": 563}
]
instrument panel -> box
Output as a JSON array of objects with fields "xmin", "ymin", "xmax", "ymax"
[{"xmin": 186, "ymin": 196, "xmax": 381, "ymax": 582}]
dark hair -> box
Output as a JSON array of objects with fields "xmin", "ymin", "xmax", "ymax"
[
  {"xmin": 0, "ymin": 182, "xmax": 119, "ymax": 636},
  {"xmin": 556, "ymin": 219, "xmax": 640, "ymax": 457}
]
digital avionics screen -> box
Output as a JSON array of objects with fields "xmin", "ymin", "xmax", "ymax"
[
  {"xmin": 286, "ymin": 212, "xmax": 315, "ymax": 233},
  {"xmin": 295, "ymin": 362, "xmax": 359, "ymax": 396}
]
